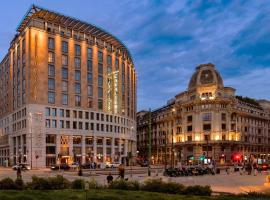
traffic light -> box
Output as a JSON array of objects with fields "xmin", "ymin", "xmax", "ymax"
[{"xmin": 199, "ymin": 155, "xmax": 205, "ymax": 161}]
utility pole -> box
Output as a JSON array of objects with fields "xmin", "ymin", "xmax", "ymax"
[{"xmin": 148, "ymin": 108, "xmax": 151, "ymax": 176}]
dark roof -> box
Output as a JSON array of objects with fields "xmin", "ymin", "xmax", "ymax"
[{"xmin": 17, "ymin": 5, "xmax": 133, "ymax": 64}]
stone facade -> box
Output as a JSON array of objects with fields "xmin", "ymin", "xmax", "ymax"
[
  {"xmin": 137, "ymin": 63, "xmax": 270, "ymax": 165},
  {"xmin": 0, "ymin": 5, "xmax": 136, "ymax": 168}
]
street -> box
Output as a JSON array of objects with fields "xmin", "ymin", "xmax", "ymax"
[{"xmin": 0, "ymin": 166, "xmax": 269, "ymax": 194}]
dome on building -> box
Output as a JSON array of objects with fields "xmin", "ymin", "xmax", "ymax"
[{"xmin": 188, "ymin": 63, "xmax": 224, "ymax": 91}]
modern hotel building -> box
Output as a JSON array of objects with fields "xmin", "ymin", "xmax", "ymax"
[
  {"xmin": 137, "ymin": 63, "xmax": 270, "ymax": 165},
  {"xmin": 0, "ymin": 5, "xmax": 137, "ymax": 168}
]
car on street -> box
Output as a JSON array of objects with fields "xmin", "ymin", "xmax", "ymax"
[
  {"xmin": 70, "ymin": 162, "xmax": 80, "ymax": 169},
  {"xmin": 105, "ymin": 162, "xmax": 121, "ymax": 168},
  {"xmin": 12, "ymin": 163, "xmax": 31, "ymax": 171},
  {"xmin": 50, "ymin": 163, "xmax": 70, "ymax": 170},
  {"xmin": 258, "ymin": 163, "xmax": 269, "ymax": 171}
]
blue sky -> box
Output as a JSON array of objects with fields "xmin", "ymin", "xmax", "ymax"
[{"xmin": 1, "ymin": 0, "xmax": 270, "ymax": 110}]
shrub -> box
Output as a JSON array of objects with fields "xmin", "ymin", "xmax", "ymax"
[
  {"xmin": 184, "ymin": 185, "xmax": 212, "ymax": 196},
  {"xmin": 87, "ymin": 178, "xmax": 102, "ymax": 189},
  {"xmin": 15, "ymin": 177, "xmax": 25, "ymax": 190},
  {"xmin": 48, "ymin": 175, "xmax": 71, "ymax": 190},
  {"xmin": 0, "ymin": 178, "xmax": 16, "ymax": 189},
  {"xmin": 27, "ymin": 176, "xmax": 51, "ymax": 190},
  {"xmin": 71, "ymin": 179, "xmax": 85, "ymax": 189},
  {"xmin": 109, "ymin": 180, "xmax": 140, "ymax": 191},
  {"xmin": 142, "ymin": 179, "xmax": 164, "ymax": 192},
  {"xmin": 162, "ymin": 182, "xmax": 185, "ymax": 194}
]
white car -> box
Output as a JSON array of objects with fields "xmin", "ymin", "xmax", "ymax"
[
  {"xmin": 106, "ymin": 162, "xmax": 121, "ymax": 168},
  {"xmin": 12, "ymin": 163, "xmax": 31, "ymax": 171}
]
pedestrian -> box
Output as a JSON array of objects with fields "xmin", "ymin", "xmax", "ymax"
[
  {"xmin": 107, "ymin": 172, "xmax": 113, "ymax": 184},
  {"xmin": 78, "ymin": 165, "xmax": 83, "ymax": 176},
  {"xmin": 16, "ymin": 166, "xmax": 22, "ymax": 179},
  {"xmin": 118, "ymin": 164, "xmax": 125, "ymax": 179}
]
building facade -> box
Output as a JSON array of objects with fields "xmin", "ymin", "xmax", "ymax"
[
  {"xmin": 0, "ymin": 5, "xmax": 137, "ymax": 168},
  {"xmin": 137, "ymin": 63, "xmax": 270, "ymax": 165}
]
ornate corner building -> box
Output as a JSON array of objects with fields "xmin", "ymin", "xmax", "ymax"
[
  {"xmin": 137, "ymin": 63, "xmax": 270, "ymax": 165},
  {"xmin": 0, "ymin": 5, "xmax": 137, "ymax": 167}
]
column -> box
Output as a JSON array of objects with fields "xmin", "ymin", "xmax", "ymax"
[
  {"xmin": 103, "ymin": 137, "xmax": 107, "ymax": 164},
  {"xmin": 56, "ymin": 135, "xmax": 61, "ymax": 164},
  {"xmin": 111, "ymin": 137, "xmax": 115, "ymax": 162},
  {"xmin": 118, "ymin": 138, "xmax": 121, "ymax": 163},
  {"xmin": 82, "ymin": 135, "xmax": 86, "ymax": 164},
  {"xmin": 68, "ymin": 135, "xmax": 73, "ymax": 163},
  {"xmin": 93, "ymin": 136, "xmax": 97, "ymax": 162}
]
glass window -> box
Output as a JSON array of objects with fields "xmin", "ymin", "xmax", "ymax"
[
  {"xmin": 107, "ymin": 66, "xmax": 112, "ymax": 74},
  {"xmin": 75, "ymin": 96, "xmax": 81, "ymax": 107},
  {"xmin": 87, "ymin": 85, "xmax": 93, "ymax": 96},
  {"xmin": 98, "ymin": 63, "xmax": 103, "ymax": 74},
  {"xmin": 98, "ymin": 99, "xmax": 103, "ymax": 110},
  {"xmin": 52, "ymin": 120, "xmax": 57, "ymax": 128},
  {"xmin": 221, "ymin": 113, "xmax": 226, "ymax": 121},
  {"xmin": 202, "ymin": 113, "xmax": 212, "ymax": 121},
  {"xmin": 87, "ymin": 73, "xmax": 92, "ymax": 84},
  {"xmin": 66, "ymin": 110, "xmax": 70, "ymax": 118},
  {"xmin": 48, "ymin": 52, "xmax": 54, "ymax": 63},
  {"xmin": 48, "ymin": 37, "xmax": 55, "ymax": 50},
  {"xmin": 203, "ymin": 124, "xmax": 211, "ymax": 131},
  {"xmin": 107, "ymin": 55, "xmax": 112, "ymax": 66},
  {"xmin": 48, "ymin": 92, "xmax": 55, "ymax": 103},
  {"xmin": 98, "ymin": 76, "xmax": 103, "ymax": 87},
  {"xmin": 75, "ymin": 71, "xmax": 81, "ymax": 81},
  {"xmin": 45, "ymin": 119, "xmax": 50, "ymax": 128},
  {"xmin": 75, "ymin": 83, "xmax": 81, "ymax": 94},
  {"xmin": 187, "ymin": 115, "xmax": 192, "ymax": 122},
  {"xmin": 48, "ymin": 64, "xmax": 55, "ymax": 77},
  {"xmin": 48, "ymin": 78, "xmax": 55, "ymax": 90},
  {"xmin": 62, "ymin": 94, "xmax": 68, "ymax": 105},
  {"xmin": 87, "ymin": 60, "xmax": 92, "ymax": 72},
  {"xmin": 59, "ymin": 109, "xmax": 64, "ymax": 117},
  {"xmin": 60, "ymin": 120, "xmax": 64, "ymax": 128},
  {"xmin": 87, "ymin": 48, "xmax": 92, "ymax": 59},
  {"xmin": 98, "ymin": 87, "xmax": 103, "ymax": 98},
  {"xmin": 79, "ymin": 111, "xmax": 82, "ymax": 119},
  {"xmin": 62, "ymin": 55, "xmax": 68, "ymax": 66},
  {"xmin": 74, "ymin": 57, "xmax": 81, "ymax": 69},
  {"xmin": 66, "ymin": 121, "xmax": 70, "ymax": 129},
  {"xmin": 62, "ymin": 67, "xmax": 68, "ymax": 79},
  {"xmin": 62, "ymin": 41, "xmax": 68, "ymax": 53},
  {"xmin": 51, "ymin": 108, "xmax": 57, "ymax": 116},
  {"xmin": 75, "ymin": 44, "xmax": 81, "ymax": 56},
  {"xmin": 98, "ymin": 51, "xmax": 103, "ymax": 63},
  {"xmin": 45, "ymin": 107, "xmax": 50, "ymax": 116},
  {"xmin": 62, "ymin": 81, "xmax": 68, "ymax": 92},
  {"xmin": 115, "ymin": 58, "xmax": 119, "ymax": 70}
]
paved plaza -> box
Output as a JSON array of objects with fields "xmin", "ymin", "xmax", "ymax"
[{"xmin": 0, "ymin": 167, "xmax": 269, "ymax": 194}]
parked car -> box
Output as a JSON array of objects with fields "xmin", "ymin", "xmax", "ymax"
[
  {"xmin": 70, "ymin": 162, "xmax": 80, "ymax": 169},
  {"xmin": 258, "ymin": 163, "xmax": 269, "ymax": 171},
  {"xmin": 50, "ymin": 163, "xmax": 70, "ymax": 170},
  {"xmin": 12, "ymin": 163, "xmax": 31, "ymax": 171},
  {"xmin": 106, "ymin": 162, "xmax": 121, "ymax": 168}
]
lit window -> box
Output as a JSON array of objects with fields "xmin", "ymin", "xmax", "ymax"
[{"xmin": 48, "ymin": 52, "xmax": 54, "ymax": 63}]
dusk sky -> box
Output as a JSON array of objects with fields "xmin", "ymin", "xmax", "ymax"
[{"xmin": 1, "ymin": 0, "xmax": 270, "ymax": 111}]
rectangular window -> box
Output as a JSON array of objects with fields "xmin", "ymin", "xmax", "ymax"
[
  {"xmin": 98, "ymin": 87, "xmax": 103, "ymax": 98},
  {"xmin": 75, "ymin": 96, "xmax": 81, "ymax": 107},
  {"xmin": 48, "ymin": 92, "xmax": 55, "ymax": 103},
  {"xmin": 45, "ymin": 119, "xmax": 50, "ymax": 128},
  {"xmin": 221, "ymin": 113, "xmax": 226, "ymax": 121},
  {"xmin": 66, "ymin": 110, "xmax": 70, "ymax": 118},
  {"xmin": 98, "ymin": 75, "xmax": 103, "ymax": 87},
  {"xmin": 187, "ymin": 115, "xmax": 192, "ymax": 122},
  {"xmin": 107, "ymin": 66, "xmax": 112, "ymax": 74},
  {"xmin": 52, "ymin": 120, "xmax": 57, "ymax": 128},
  {"xmin": 203, "ymin": 124, "xmax": 211, "ymax": 131},
  {"xmin": 66, "ymin": 121, "xmax": 70, "ymax": 129},
  {"xmin": 87, "ymin": 73, "xmax": 92, "ymax": 84},
  {"xmin": 107, "ymin": 55, "xmax": 112, "ymax": 66},
  {"xmin": 75, "ymin": 44, "xmax": 81, "ymax": 56},
  {"xmin": 187, "ymin": 125, "xmax": 192, "ymax": 132},
  {"xmin": 62, "ymin": 81, "xmax": 68, "ymax": 92},
  {"xmin": 62, "ymin": 55, "xmax": 68, "ymax": 66},
  {"xmin": 87, "ymin": 48, "xmax": 92, "ymax": 59},
  {"xmin": 62, "ymin": 41, "xmax": 68, "ymax": 53},
  {"xmin": 62, "ymin": 94, "xmax": 68, "ymax": 105},
  {"xmin": 51, "ymin": 108, "xmax": 57, "ymax": 116},
  {"xmin": 62, "ymin": 67, "xmax": 68, "ymax": 79},
  {"xmin": 45, "ymin": 107, "xmax": 50, "ymax": 116},
  {"xmin": 98, "ymin": 99, "xmax": 103, "ymax": 110},
  {"xmin": 48, "ymin": 64, "xmax": 55, "ymax": 77},
  {"xmin": 48, "ymin": 52, "xmax": 54, "ymax": 63},
  {"xmin": 60, "ymin": 120, "xmax": 64, "ymax": 128},
  {"xmin": 115, "ymin": 58, "xmax": 119, "ymax": 70},
  {"xmin": 98, "ymin": 63, "xmax": 103, "ymax": 74},
  {"xmin": 48, "ymin": 78, "xmax": 55, "ymax": 90},
  {"xmin": 98, "ymin": 51, "xmax": 103, "ymax": 63},
  {"xmin": 48, "ymin": 37, "xmax": 55, "ymax": 50},
  {"xmin": 87, "ymin": 85, "xmax": 93, "ymax": 96},
  {"xmin": 75, "ymin": 83, "xmax": 81, "ymax": 94},
  {"xmin": 87, "ymin": 60, "xmax": 92, "ymax": 72},
  {"xmin": 74, "ymin": 57, "xmax": 81, "ymax": 69},
  {"xmin": 59, "ymin": 109, "xmax": 64, "ymax": 117},
  {"xmin": 75, "ymin": 70, "xmax": 81, "ymax": 82},
  {"xmin": 222, "ymin": 123, "xmax": 226, "ymax": 130},
  {"xmin": 79, "ymin": 111, "xmax": 82, "ymax": 119},
  {"xmin": 202, "ymin": 113, "xmax": 212, "ymax": 121},
  {"xmin": 85, "ymin": 112, "xmax": 89, "ymax": 119}
]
